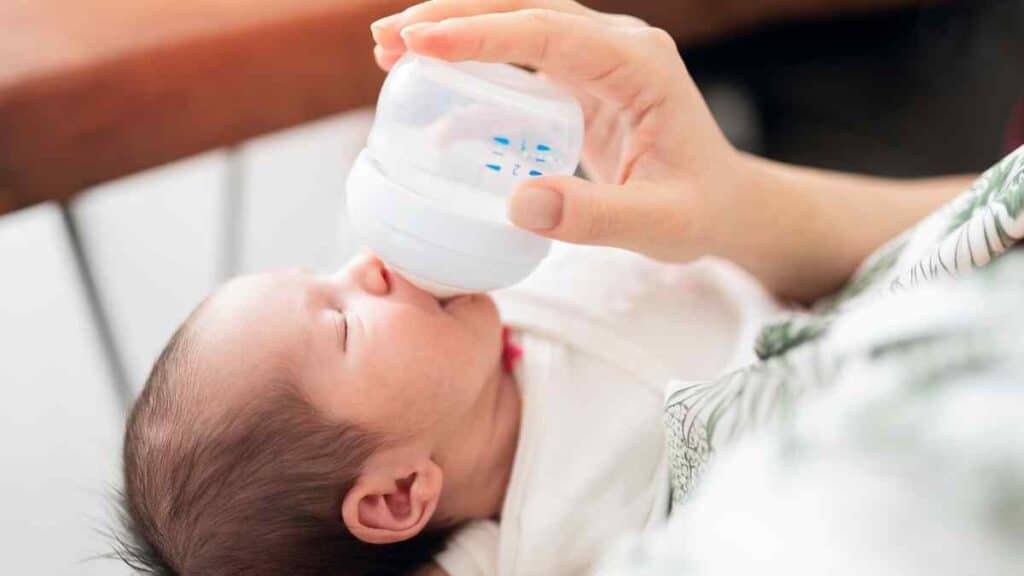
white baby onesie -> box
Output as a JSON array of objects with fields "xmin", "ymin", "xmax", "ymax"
[{"xmin": 435, "ymin": 244, "xmax": 778, "ymax": 576}]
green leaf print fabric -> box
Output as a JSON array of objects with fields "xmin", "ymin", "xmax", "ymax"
[
  {"xmin": 600, "ymin": 255, "xmax": 1024, "ymax": 576},
  {"xmin": 663, "ymin": 145, "xmax": 1024, "ymax": 507},
  {"xmin": 596, "ymin": 146, "xmax": 1024, "ymax": 576},
  {"xmin": 756, "ymin": 144, "xmax": 1024, "ymax": 362}
]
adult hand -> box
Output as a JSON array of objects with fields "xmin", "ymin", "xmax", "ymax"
[{"xmin": 370, "ymin": 0, "xmax": 743, "ymax": 264}]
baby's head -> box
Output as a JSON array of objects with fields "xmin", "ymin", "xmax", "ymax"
[{"xmin": 117, "ymin": 254, "xmax": 521, "ymax": 574}]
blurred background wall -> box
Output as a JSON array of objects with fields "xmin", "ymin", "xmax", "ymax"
[
  {"xmin": 684, "ymin": 0, "xmax": 1023, "ymax": 175},
  {"xmin": 0, "ymin": 0, "xmax": 1020, "ymax": 573}
]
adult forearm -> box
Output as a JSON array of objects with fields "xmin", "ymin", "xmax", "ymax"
[{"xmin": 715, "ymin": 153, "xmax": 973, "ymax": 303}]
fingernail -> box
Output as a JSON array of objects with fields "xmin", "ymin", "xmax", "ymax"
[
  {"xmin": 509, "ymin": 187, "xmax": 563, "ymax": 231},
  {"xmin": 374, "ymin": 43, "xmax": 403, "ymax": 57},
  {"xmin": 400, "ymin": 22, "xmax": 436, "ymax": 41},
  {"xmin": 374, "ymin": 44, "xmax": 403, "ymax": 67},
  {"xmin": 371, "ymin": 14, "xmax": 401, "ymax": 32}
]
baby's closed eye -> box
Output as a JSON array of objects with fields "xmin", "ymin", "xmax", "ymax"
[{"xmin": 333, "ymin": 311, "xmax": 349, "ymax": 352}]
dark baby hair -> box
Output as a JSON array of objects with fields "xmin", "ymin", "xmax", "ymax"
[{"xmin": 115, "ymin": 315, "xmax": 456, "ymax": 575}]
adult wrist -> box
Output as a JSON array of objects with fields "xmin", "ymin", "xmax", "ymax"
[{"xmin": 700, "ymin": 149, "xmax": 769, "ymax": 263}]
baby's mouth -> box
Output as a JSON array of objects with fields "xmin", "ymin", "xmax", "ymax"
[
  {"xmin": 380, "ymin": 262, "xmax": 470, "ymax": 304},
  {"xmin": 440, "ymin": 294, "xmax": 461, "ymax": 309},
  {"xmin": 441, "ymin": 293, "xmax": 476, "ymax": 311}
]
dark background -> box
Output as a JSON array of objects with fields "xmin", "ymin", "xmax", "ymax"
[{"xmin": 685, "ymin": 0, "xmax": 1023, "ymax": 176}]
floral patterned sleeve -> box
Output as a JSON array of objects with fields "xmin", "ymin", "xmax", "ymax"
[
  {"xmin": 661, "ymin": 144, "xmax": 1024, "ymax": 506},
  {"xmin": 598, "ymin": 145, "xmax": 1024, "ymax": 575}
]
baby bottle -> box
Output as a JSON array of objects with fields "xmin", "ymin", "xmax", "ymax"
[{"xmin": 346, "ymin": 54, "xmax": 584, "ymax": 296}]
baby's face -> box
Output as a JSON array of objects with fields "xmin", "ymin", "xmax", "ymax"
[{"xmin": 191, "ymin": 253, "xmax": 504, "ymax": 441}]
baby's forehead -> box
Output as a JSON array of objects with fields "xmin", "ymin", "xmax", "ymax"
[
  {"xmin": 186, "ymin": 273, "xmax": 312, "ymax": 404},
  {"xmin": 198, "ymin": 273, "xmax": 311, "ymax": 336}
]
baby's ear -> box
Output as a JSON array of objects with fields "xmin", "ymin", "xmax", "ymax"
[{"xmin": 341, "ymin": 459, "xmax": 443, "ymax": 544}]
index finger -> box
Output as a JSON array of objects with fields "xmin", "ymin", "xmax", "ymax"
[
  {"xmin": 371, "ymin": 0, "xmax": 593, "ymax": 53},
  {"xmin": 400, "ymin": 10, "xmax": 677, "ymax": 111}
]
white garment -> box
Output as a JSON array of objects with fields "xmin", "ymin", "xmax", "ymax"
[{"xmin": 435, "ymin": 245, "xmax": 777, "ymax": 576}]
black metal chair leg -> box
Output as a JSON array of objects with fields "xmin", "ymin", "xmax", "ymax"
[
  {"xmin": 221, "ymin": 146, "xmax": 245, "ymax": 281},
  {"xmin": 60, "ymin": 202, "xmax": 134, "ymax": 413}
]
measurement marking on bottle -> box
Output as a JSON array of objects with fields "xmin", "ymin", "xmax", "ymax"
[
  {"xmin": 486, "ymin": 164, "xmax": 502, "ymax": 172},
  {"xmin": 536, "ymin": 144, "xmax": 551, "ymax": 152},
  {"xmin": 529, "ymin": 170, "xmax": 544, "ymax": 177},
  {"xmin": 493, "ymin": 136, "xmax": 511, "ymax": 146}
]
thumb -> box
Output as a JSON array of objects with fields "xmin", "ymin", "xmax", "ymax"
[{"xmin": 507, "ymin": 176, "xmax": 687, "ymax": 256}]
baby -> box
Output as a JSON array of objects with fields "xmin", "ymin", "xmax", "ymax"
[{"xmin": 118, "ymin": 245, "xmax": 771, "ymax": 575}]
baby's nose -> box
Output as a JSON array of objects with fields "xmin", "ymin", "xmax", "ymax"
[{"xmin": 351, "ymin": 253, "xmax": 391, "ymax": 296}]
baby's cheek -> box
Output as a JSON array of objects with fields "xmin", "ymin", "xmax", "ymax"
[
  {"xmin": 395, "ymin": 350, "xmax": 471, "ymax": 425},
  {"xmin": 374, "ymin": 310, "xmax": 483, "ymax": 413},
  {"xmin": 369, "ymin": 339, "xmax": 450, "ymax": 413}
]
